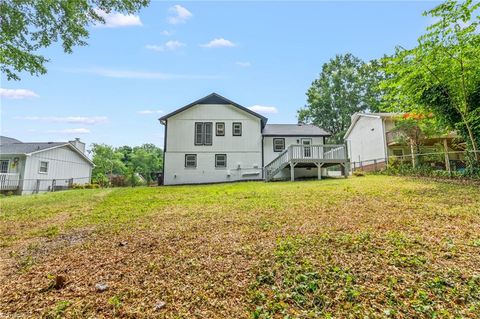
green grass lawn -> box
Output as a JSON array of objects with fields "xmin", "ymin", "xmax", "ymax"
[{"xmin": 1, "ymin": 176, "xmax": 479, "ymax": 318}]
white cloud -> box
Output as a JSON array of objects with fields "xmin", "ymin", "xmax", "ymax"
[
  {"xmin": 167, "ymin": 5, "xmax": 192, "ymax": 24},
  {"xmin": 248, "ymin": 105, "xmax": 278, "ymax": 114},
  {"xmin": 201, "ymin": 38, "xmax": 236, "ymax": 48},
  {"xmin": 48, "ymin": 128, "xmax": 91, "ymax": 134},
  {"xmin": 236, "ymin": 61, "xmax": 251, "ymax": 67},
  {"xmin": 137, "ymin": 110, "xmax": 164, "ymax": 115},
  {"xmin": 65, "ymin": 67, "xmax": 221, "ymax": 80},
  {"xmin": 161, "ymin": 30, "xmax": 173, "ymax": 36},
  {"xmin": 94, "ymin": 9, "xmax": 142, "ymax": 28},
  {"xmin": 0, "ymin": 88, "xmax": 39, "ymax": 99},
  {"xmin": 145, "ymin": 40, "xmax": 185, "ymax": 52},
  {"xmin": 15, "ymin": 116, "xmax": 108, "ymax": 125}
]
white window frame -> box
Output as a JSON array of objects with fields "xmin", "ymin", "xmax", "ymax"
[
  {"xmin": 185, "ymin": 154, "xmax": 197, "ymax": 168},
  {"xmin": 195, "ymin": 122, "xmax": 213, "ymax": 146},
  {"xmin": 0, "ymin": 160, "xmax": 9, "ymax": 174},
  {"xmin": 232, "ymin": 122, "xmax": 242, "ymax": 136},
  {"xmin": 216, "ymin": 122, "xmax": 225, "ymax": 136},
  {"xmin": 39, "ymin": 161, "xmax": 49, "ymax": 174},
  {"xmin": 215, "ymin": 154, "xmax": 227, "ymax": 168},
  {"xmin": 273, "ymin": 138, "xmax": 285, "ymax": 152}
]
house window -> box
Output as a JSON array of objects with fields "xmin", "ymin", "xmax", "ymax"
[
  {"xmin": 232, "ymin": 122, "xmax": 242, "ymax": 136},
  {"xmin": 215, "ymin": 154, "xmax": 227, "ymax": 168},
  {"xmin": 185, "ymin": 154, "xmax": 197, "ymax": 168},
  {"xmin": 0, "ymin": 160, "xmax": 9, "ymax": 173},
  {"xmin": 194, "ymin": 122, "xmax": 213, "ymax": 145},
  {"xmin": 39, "ymin": 161, "xmax": 49, "ymax": 173},
  {"xmin": 273, "ymin": 138, "xmax": 285, "ymax": 152},
  {"xmin": 392, "ymin": 149, "xmax": 404, "ymax": 157},
  {"xmin": 216, "ymin": 122, "xmax": 225, "ymax": 136}
]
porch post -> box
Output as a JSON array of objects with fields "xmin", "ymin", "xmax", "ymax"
[
  {"xmin": 316, "ymin": 162, "xmax": 324, "ymax": 180},
  {"xmin": 290, "ymin": 162, "xmax": 295, "ymax": 182},
  {"xmin": 443, "ymin": 139, "xmax": 451, "ymax": 174}
]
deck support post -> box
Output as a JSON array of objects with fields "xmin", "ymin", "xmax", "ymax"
[
  {"xmin": 340, "ymin": 163, "xmax": 348, "ymax": 178},
  {"xmin": 290, "ymin": 162, "xmax": 297, "ymax": 181},
  {"xmin": 315, "ymin": 162, "xmax": 324, "ymax": 180}
]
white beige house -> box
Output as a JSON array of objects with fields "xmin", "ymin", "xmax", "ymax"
[
  {"xmin": 0, "ymin": 136, "xmax": 93, "ymax": 194},
  {"xmin": 159, "ymin": 93, "xmax": 348, "ymax": 185},
  {"xmin": 344, "ymin": 112, "xmax": 462, "ymax": 171}
]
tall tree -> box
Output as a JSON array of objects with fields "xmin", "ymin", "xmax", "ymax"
[
  {"xmin": 298, "ymin": 54, "xmax": 386, "ymax": 143},
  {"xmin": 382, "ymin": 0, "xmax": 480, "ymax": 166},
  {"xmin": 90, "ymin": 144, "xmax": 126, "ymax": 185},
  {"xmin": 1, "ymin": 0, "xmax": 149, "ymax": 80}
]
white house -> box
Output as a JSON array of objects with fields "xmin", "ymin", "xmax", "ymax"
[
  {"xmin": 0, "ymin": 136, "xmax": 93, "ymax": 194},
  {"xmin": 159, "ymin": 93, "xmax": 348, "ymax": 185},
  {"xmin": 344, "ymin": 112, "xmax": 461, "ymax": 171}
]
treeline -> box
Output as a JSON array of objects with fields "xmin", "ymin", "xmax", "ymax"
[
  {"xmin": 299, "ymin": 0, "xmax": 480, "ymax": 174},
  {"xmin": 90, "ymin": 143, "xmax": 163, "ymax": 187}
]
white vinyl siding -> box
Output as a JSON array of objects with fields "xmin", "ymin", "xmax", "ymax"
[
  {"xmin": 215, "ymin": 154, "xmax": 227, "ymax": 168},
  {"xmin": 39, "ymin": 161, "xmax": 49, "ymax": 173}
]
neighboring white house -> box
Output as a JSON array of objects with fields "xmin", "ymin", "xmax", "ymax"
[
  {"xmin": 344, "ymin": 112, "xmax": 461, "ymax": 171},
  {"xmin": 159, "ymin": 93, "xmax": 348, "ymax": 185},
  {"xmin": 0, "ymin": 136, "xmax": 93, "ymax": 194}
]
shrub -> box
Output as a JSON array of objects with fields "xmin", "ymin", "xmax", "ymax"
[{"xmin": 353, "ymin": 169, "xmax": 365, "ymax": 177}]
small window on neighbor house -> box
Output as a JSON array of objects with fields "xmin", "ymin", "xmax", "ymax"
[
  {"xmin": 232, "ymin": 122, "xmax": 242, "ymax": 136},
  {"xmin": 216, "ymin": 122, "xmax": 225, "ymax": 136},
  {"xmin": 392, "ymin": 149, "xmax": 404, "ymax": 157},
  {"xmin": 273, "ymin": 138, "xmax": 285, "ymax": 152},
  {"xmin": 185, "ymin": 154, "xmax": 197, "ymax": 168},
  {"xmin": 215, "ymin": 154, "xmax": 227, "ymax": 168},
  {"xmin": 0, "ymin": 160, "xmax": 9, "ymax": 173},
  {"xmin": 39, "ymin": 161, "xmax": 49, "ymax": 173}
]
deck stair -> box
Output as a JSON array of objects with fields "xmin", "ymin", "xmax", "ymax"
[{"xmin": 264, "ymin": 144, "xmax": 348, "ymax": 181}]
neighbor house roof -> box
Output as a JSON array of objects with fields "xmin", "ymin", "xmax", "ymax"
[
  {"xmin": 344, "ymin": 112, "xmax": 399, "ymax": 140},
  {"xmin": 0, "ymin": 136, "xmax": 94, "ymax": 166},
  {"xmin": 158, "ymin": 93, "xmax": 268, "ymax": 128},
  {"xmin": 262, "ymin": 124, "xmax": 330, "ymax": 136}
]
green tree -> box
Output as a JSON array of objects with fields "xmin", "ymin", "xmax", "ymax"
[
  {"xmin": 382, "ymin": 0, "xmax": 480, "ymax": 167},
  {"xmin": 129, "ymin": 144, "xmax": 163, "ymax": 183},
  {"xmin": 298, "ymin": 54, "xmax": 387, "ymax": 143},
  {"xmin": 1, "ymin": 0, "xmax": 149, "ymax": 80},
  {"xmin": 90, "ymin": 143, "xmax": 126, "ymax": 185}
]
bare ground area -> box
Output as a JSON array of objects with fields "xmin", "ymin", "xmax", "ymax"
[{"xmin": 0, "ymin": 176, "xmax": 479, "ymax": 318}]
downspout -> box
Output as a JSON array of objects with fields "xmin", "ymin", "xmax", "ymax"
[
  {"xmin": 161, "ymin": 119, "xmax": 167, "ymax": 185},
  {"xmin": 381, "ymin": 118, "xmax": 388, "ymax": 164},
  {"xmin": 261, "ymin": 123, "xmax": 265, "ymax": 180}
]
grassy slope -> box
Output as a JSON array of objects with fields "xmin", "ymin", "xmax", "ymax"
[{"xmin": 0, "ymin": 176, "xmax": 479, "ymax": 318}]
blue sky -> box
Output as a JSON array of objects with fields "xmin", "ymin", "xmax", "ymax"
[{"xmin": 1, "ymin": 1, "xmax": 441, "ymax": 150}]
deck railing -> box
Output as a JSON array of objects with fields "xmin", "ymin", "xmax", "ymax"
[
  {"xmin": 264, "ymin": 144, "xmax": 347, "ymax": 181},
  {"xmin": 0, "ymin": 173, "xmax": 20, "ymax": 191}
]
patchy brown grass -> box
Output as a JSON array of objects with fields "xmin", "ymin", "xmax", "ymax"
[{"xmin": 0, "ymin": 176, "xmax": 479, "ymax": 318}]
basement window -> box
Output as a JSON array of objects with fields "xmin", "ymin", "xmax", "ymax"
[
  {"xmin": 185, "ymin": 154, "xmax": 197, "ymax": 168},
  {"xmin": 215, "ymin": 154, "xmax": 227, "ymax": 168}
]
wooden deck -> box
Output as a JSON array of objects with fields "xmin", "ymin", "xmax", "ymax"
[{"xmin": 264, "ymin": 144, "xmax": 348, "ymax": 181}]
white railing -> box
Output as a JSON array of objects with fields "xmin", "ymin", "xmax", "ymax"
[
  {"xmin": 0, "ymin": 173, "xmax": 20, "ymax": 191},
  {"xmin": 264, "ymin": 144, "xmax": 347, "ymax": 181}
]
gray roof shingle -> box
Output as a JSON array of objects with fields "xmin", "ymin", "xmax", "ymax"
[
  {"xmin": 262, "ymin": 124, "xmax": 330, "ymax": 136},
  {"xmin": 0, "ymin": 139, "xmax": 66, "ymax": 155}
]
